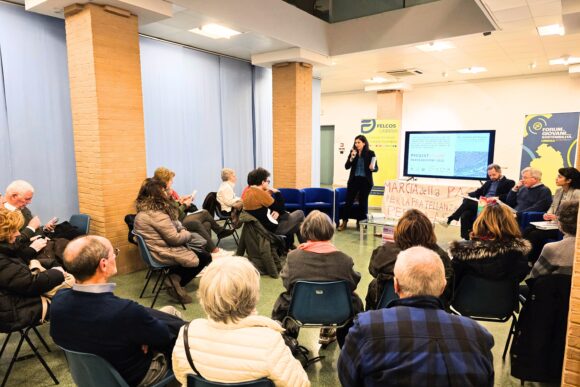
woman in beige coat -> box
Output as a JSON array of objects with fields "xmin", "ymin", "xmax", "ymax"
[
  {"xmin": 134, "ymin": 178, "xmax": 211, "ymax": 304},
  {"xmin": 172, "ymin": 256, "xmax": 310, "ymax": 387}
]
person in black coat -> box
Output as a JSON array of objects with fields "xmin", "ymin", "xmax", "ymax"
[
  {"xmin": 0, "ymin": 209, "xmax": 65, "ymax": 332},
  {"xmin": 338, "ymin": 135, "xmax": 378, "ymax": 231},
  {"xmin": 442, "ymin": 164, "xmax": 515, "ymax": 240}
]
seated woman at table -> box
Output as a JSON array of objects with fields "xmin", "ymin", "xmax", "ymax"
[
  {"xmin": 523, "ymin": 167, "xmax": 580, "ymax": 264},
  {"xmin": 365, "ymin": 209, "xmax": 452, "ymax": 310},
  {"xmin": 449, "ymin": 201, "xmax": 531, "ymax": 288}
]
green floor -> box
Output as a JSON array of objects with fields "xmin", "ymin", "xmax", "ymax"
[{"xmin": 0, "ymin": 221, "xmax": 559, "ymax": 386}]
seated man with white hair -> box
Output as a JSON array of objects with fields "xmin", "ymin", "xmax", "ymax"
[
  {"xmin": 338, "ymin": 246, "xmax": 495, "ymax": 387},
  {"xmin": 505, "ymin": 167, "xmax": 552, "ymax": 215},
  {"xmin": 4, "ymin": 180, "xmax": 57, "ymax": 239}
]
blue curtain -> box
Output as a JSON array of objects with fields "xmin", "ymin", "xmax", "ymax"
[
  {"xmin": 252, "ymin": 66, "xmax": 273, "ymax": 183},
  {"xmin": 0, "ymin": 3, "xmax": 77, "ymax": 222}
]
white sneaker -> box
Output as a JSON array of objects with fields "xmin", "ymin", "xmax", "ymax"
[
  {"xmin": 211, "ymin": 248, "xmax": 234, "ymax": 260},
  {"xmin": 436, "ymin": 219, "xmax": 450, "ymax": 228}
]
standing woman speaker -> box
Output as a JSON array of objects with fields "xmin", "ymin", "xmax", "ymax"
[{"xmin": 338, "ymin": 135, "xmax": 378, "ymax": 231}]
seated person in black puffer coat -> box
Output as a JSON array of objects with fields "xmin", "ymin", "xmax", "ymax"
[{"xmin": 449, "ymin": 201, "xmax": 531, "ymax": 288}]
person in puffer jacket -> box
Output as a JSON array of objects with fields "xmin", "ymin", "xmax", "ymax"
[{"xmin": 172, "ymin": 256, "xmax": 310, "ymax": 387}]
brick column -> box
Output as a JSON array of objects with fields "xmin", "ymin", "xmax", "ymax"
[
  {"xmin": 563, "ymin": 144, "xmax": 580, "ymax": 384},
  {"xmin": 64, "ymin": 3, "xmax": 146, "ymax": 273},
  {"xmin": 272, "ymin": 62, "xmax": 312, "ymax": 188}
]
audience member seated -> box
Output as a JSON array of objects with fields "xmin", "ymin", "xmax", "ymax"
[
  {"xmin": 153, "ymin": 167, "xmax": 234, "ymax": 258},
  {"xmin": 172, "ymin": 256, "xmax": 310, "ymax": 387},
  {"xmin": 134, "ymin": 178, "xmax": 211, "ymax": 304},
  {"xmin": 217, "ymin": 168, "xmax": 243, "ymax": 226},
  {"xmin": 50, "ymin": 235, "xmax": 185, "ymax": 387},
  {"xmin": 523, "ymin": 167, "xmax": 580, "ymax": 263},
  {"xmin": 441, "ymin": 164, "xmax": 514, "ymax": 240},
  {"xmin": 243, "ymin": 167, "xmax": 305, "ymax": 249},
  {"xmin": 271, "ymin": 210, "xmax": 363, "ymax": 347},
  {"xmin": 505, "ymin": 167, "xmax": 552, "ymax": 217},
  {"xmin": 0, "ymin": 209, "xmax": 72, "ymax": 332},
  {"xmin": 530, "ymin": 200, "xmax": 578, "ymax": 279},
  {"xmin": 366, "ymin": 209, "xmax": 452, "ymax": 310},
  {"xmin": 449, "ymin": 201, "xmax": 531, "ymax": 288},
  {"xmin": 338, "ymin": 246, "xmax": 494, "ymax": 386}
]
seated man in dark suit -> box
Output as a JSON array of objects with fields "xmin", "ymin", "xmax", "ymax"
[
  {"xmin": 442, "ymin": 164, "xmax": 515, "ymax": 239},
  {"xmin": 50, "ymin": 235, "xmax": 184, "ymax": 387},
  {"xmin": 506, "ymin": 167, "xmax": 552, "ymax": 217}
]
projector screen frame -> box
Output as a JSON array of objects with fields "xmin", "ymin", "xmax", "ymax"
[{"xmin": 403, "ymin": 130, "xmax": 496, "ymax": 181}]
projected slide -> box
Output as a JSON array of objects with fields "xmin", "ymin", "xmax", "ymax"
[{"xmin": 404, "ymin": 131, "xmax": 495, "ymax": 180}]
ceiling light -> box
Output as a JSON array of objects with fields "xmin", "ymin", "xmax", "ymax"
[
  {"xmin": 363, "ymin": 77, "xmax": 389, "ymax": 84},
  {"xmin": 458, "ymin": 66, "xmax": 487, "ymax": 74},
  {"xmin": 190, "ymin": 23, "xmax": 241, "ymax": 39},
  {"xmin": 537, "ymin": 24, "xmax": 565, "ymax": 36},
  {"xmin": 415, "ymin": 41, "xmax": 455, "ymax": 52},
  {"xmin": 549, "ymin": 56, "xmax": 580, "ymax": 66}
]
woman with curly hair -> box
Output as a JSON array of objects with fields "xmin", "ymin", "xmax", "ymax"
[
  {"xmin": 134, "ymin": 178, "xmax": 211, "ymax": 304},
  {"xmin": 449, "ymin": 201, "xmax": 531, "ymax": 288},
  {"xmin": 365, "ymin": 209, "xmax": 452, "ymax": 310}
]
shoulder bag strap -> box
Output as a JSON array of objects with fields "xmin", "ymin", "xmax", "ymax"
[{"xmin": 183, "ymin": 322, "xmax": 204, "ymax": 379}]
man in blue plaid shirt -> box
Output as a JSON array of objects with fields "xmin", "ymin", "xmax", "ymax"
[{"xmin": 338, "ymin": 246, "xmax": 494, "ymax": 387}]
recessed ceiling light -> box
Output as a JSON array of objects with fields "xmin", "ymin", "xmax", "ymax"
[
  {"xmin": 537, "ymin": 24, "xmax": 565, "ymax": 36},
  {"xmin": 549, "ymin": 56, "xmax": 580, "ymax": 66},
  {"xmin": 190, "ymin": 23, "xmax": 242, "ymax": 39},
  {"xmin": 415, "ymin": 41, "xmax": 455, "ymax": 52},
  {"xmin": 457, "ymin": 66, "xmax": 487, "ymax": 74},
  {"xmin": 363, "ymin": 77, "xmax": 389, "ymax": 84}
]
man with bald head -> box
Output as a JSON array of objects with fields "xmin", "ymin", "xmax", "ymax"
[
  {"xmin": 50, "ymin": 236, "xmax": 183, "ymax": 387},
  {"xmin": 338, "ymin": 246, "xmax": 495, "ymax": 387}
]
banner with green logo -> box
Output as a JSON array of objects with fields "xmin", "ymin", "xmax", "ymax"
[{"xmin": 360, "ymin": 119, "xmax": 399, "ymax": 207}]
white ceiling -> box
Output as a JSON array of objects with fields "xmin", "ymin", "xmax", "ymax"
[{"xmin": 19, "ymin": 0, "xmax": 580, "ymax": 93}]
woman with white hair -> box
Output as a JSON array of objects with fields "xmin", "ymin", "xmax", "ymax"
[
  {"xmin": 217, "ymin": 168, "xmax": 243, "ymax": 227},
  {"xmin": 172, "ymin": 256, "xmax": 310, "ymax": 387}
]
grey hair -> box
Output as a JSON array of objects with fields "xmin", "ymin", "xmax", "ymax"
[
  {"xmin": 6, "ymin": 180, "xmax": 34, "ymax": 195},
  {"xmin": 198, "ymin": 256, "xmax": 260, "ymax": 324},
  {"xmin": 63, "ymin": 236, "xmax": 110, "ymax": 282},
  {"xmin": 487, "ymin": 164, "xmax": 501, "ymax": 172},
  {"xmin": 522, "ymin": 167, "xmax": 542, "ymax": 180},
  {"xmin": 221, "ymin": 168, "xmax": 235, "ymax": 182},
  {"xmin": 394, "ymin": 246, "xmax": 446, "ymax": 297},
  {"xmin": 300, "ymin": 210, "xmax": 334, "ymax": 241},
  {"xmin": 558, "ymin": 200, "xmax": 578, "ymax": 235}
]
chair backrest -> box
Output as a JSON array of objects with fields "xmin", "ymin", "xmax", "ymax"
[
  {"xmin": 377, "ymin": 279, "xmax": 399, "ymax": 309},
  {"xmin": 132, "ymin": 231, "xmax": 166, "ymax": 269},
  {"xmin": 69, "ymin": 214, "xmax": 91, "ymax": 235},
  {"xmin": 452, "ymin": 274, "xmax": 519, "ymax": 320},
  {"xmin": 335, "ymin": 187, "xmax": 348, "ymax": 203},
  {"xmin": 61, "ymin": 347, "xmax": 129, "ymax": 387},
  {"xmin": 202, "ymin": 192, "xmax": 219, "ymax": 217},
  {"xmin": 302, "ymin": 188, "xmax": 333, "ymax": 203},
  {"xmin": 187, "ymin": 374, "xmax": 274, "ymax": 387},
  {"xmin": 519, "ymin": 211, "xmax": 545, "ymax": 231},
  {"xmin": 278, "ymin": 188, "xmax": 304, "ymax": 205},
  {"xmin": 288, "ymin": 280, "xmax": 353, "ymax": 325}
]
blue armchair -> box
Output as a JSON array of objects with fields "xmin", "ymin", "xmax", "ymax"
[
  {"xmin": 278, "ymin": 188, "xmax": 304, "ymax": 212},
  {"xmin": 302, "ymin": 188, "xmax": 333, "ymax": 216}
]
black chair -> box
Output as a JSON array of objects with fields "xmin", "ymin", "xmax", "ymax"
[
  {"xmin": 0, "ymin": 323, "xmax": 58, "ymax": 387},
  {"xmin": 187, "ymin": 374, "xmax": 274, "ymax": 387},
  {"xmin": 451, "ymin": 274, "xmax": 519, "ymax": 360},
  {"xmin": 283, "ymin": 280, "xmax": 353, "ymax": 341},
  {"xmin": 61, "ymin": 346, "xmax": 174, "ymax": 387},
  {"xmin": 132, "ymin": 231, "xmax": 186, "ymax": 310},
  {"xmin": 377, "ymin": 279, "xmax": 399, "ymax": 309},
  {"xmin": 202, "ymin": 192, "xmax": 239, "ymax": 247}
]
